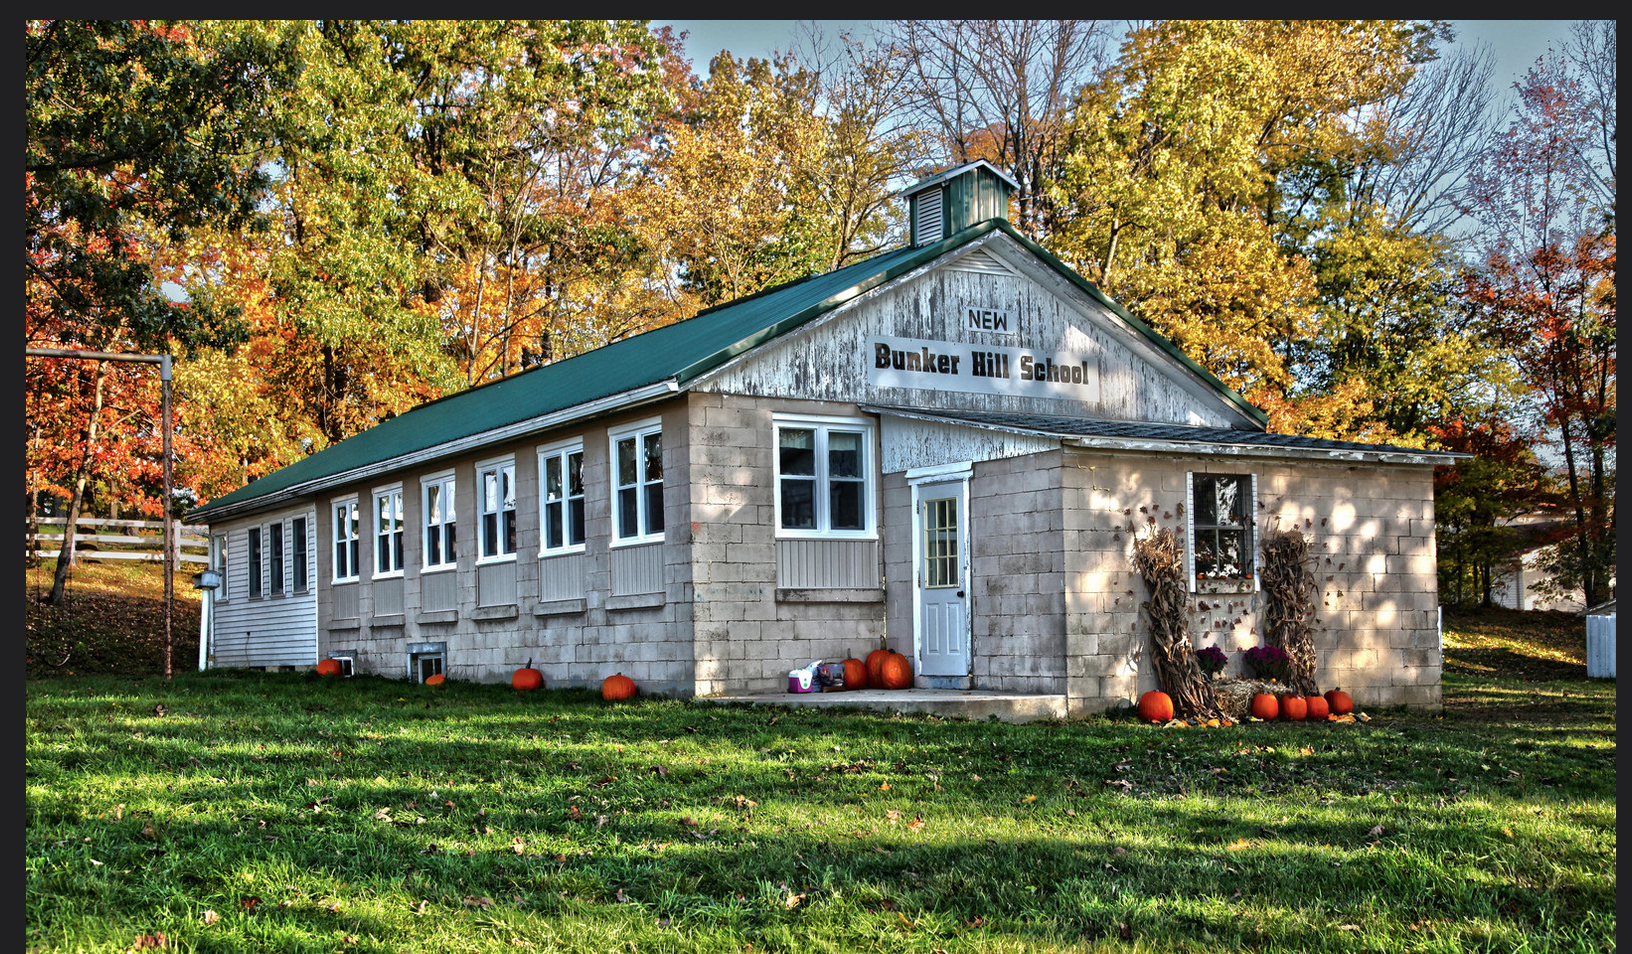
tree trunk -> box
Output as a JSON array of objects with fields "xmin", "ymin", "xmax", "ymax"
[{"xmin": 48, "ymin": 360, "xmax": 108, "ymax": 606}]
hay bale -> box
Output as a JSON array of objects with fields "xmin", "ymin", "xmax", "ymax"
[{"xmin": 1211, "ymin": 678, "xmax": 1294, "ymax": 719}]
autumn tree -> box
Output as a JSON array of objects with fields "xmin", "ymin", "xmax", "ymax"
[
  {"xmin": 25, "ymin": 20, "xmax": 293, "ymax": 603},
  {"xmin": 888, "ymin": 19, "xmax": 1112, "ymax": 240},
  {"xmin": 1461, "ymin": 21, "xmax": 1616, "ymax": 606}
]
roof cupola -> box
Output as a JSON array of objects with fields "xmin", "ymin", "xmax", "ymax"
[{"xmin": 901, "ymin": 160, "xmax": 1018, "ymax": 246}]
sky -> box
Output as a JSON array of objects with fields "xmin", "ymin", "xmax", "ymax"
[{"xmin": 657, "ymin": 19, "xmax": 1585, "ymax": 100}]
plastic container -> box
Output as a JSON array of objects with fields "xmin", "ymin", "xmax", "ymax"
[{"xmin": 788, "ymin": 668, "xmax": 813, "ymax": 693}]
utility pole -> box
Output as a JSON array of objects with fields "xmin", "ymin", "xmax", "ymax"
[{"xmin": 26, "ymin": 348, "xmax": 176, "ymax": 679}]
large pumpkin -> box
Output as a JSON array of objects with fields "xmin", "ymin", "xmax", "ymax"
[
  {"xmin": 1324, "ymin": 689, "xmax": 1354, "ymax": 715},
  {"xmin": 1280, "ymin": 695, "xmax": 1308, "ymax": 721},
  {"xmin": 879, "ymin": 652, "xmax": 913, "ymax": 690},
  {"xmin": 315, "ymin": 658, "xmax": 343, "ymax": 677},
  {"xmin": 841, "ymin": 656, "xmax": 868, "ymax": 690},
  {"xmin": 424, "ymin": 673, "xmax": 445, "ymax": 686},
  {"xmin": 1304, "ymin": 695, "xmax": 1330, "ymax": 720},
  {"xmin": 512, "ymin": 658, "xmax": 544, "ymax": 691},
  {"xmin": 1137, "ymin": 690, "xmax": 1174, "ymax": 723},
  {"xmin": 1250, "ymin": 693, "xmax": 1279, "ymax": 720},
  {"xmin": 866, "ymin": 648, "xmax": 893, "ymax": 684},
  {"xmin": 602, "ymin": 673, "xmax": 637, "ymax": 701}
]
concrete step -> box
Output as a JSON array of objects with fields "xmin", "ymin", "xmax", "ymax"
[{"xmin": 700, "ymin": 688, "xmax": 1068, "ymax": 723}]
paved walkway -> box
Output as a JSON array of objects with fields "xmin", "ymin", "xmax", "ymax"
[{"xmin": 700, "ymin": 688, "xmax": 1069, "ymax": 723}]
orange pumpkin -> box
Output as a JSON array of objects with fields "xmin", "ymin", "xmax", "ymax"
[
  {"xmin": 512, "ymin": 658, "xmax": 544, "ymax": 691},
  {"xmin": 425, "ymin": 673, "xmax": 445, "ymax": 686},
  {"xmin": 1280, "ymin": 695, "xmax": 1308, "ymax": 721},
  {"xmin": 866, "ymin": 648, "xmax": 893, "ymax": 684},
  {"xmin": 841, "ymin": 656, "xmax": 868, "ymax": 690},
  {"xmin": 879, "ymin": 652, "xmax": 913, "ymax": 690},
  {"xmin": 315, "ymin": 658, "xmax": 342, "ymax": 677},
  {"xmin": 1250, "ymin": 693, "xmax": 1279, "ymax": 720},
  {"xmin": 1304, "ymin": 695, "xmax": 1330, "ymax": 720},
  {"xmin": 602, "ymin": 673, "xmax": 637, "ymax": 701},
  {"xmin": 1137, "ymin": 690, "xmax": 1175, "ymax": 723},
  {"xmin": 1324, "ymin": 689, "xmax": 1354, "ymax": 715}
]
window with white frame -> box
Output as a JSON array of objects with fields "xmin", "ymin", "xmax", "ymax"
[
  {"xmin": 333, "ymin": 497, "xmax": 360, "ymax": 582},
  {"xmin": 292, "ymin": 516, "xmax": 309, "ymax": 591},
  {"xmin": 477, "ymin": 458, "xmax": 517, "ymax": 560},
  {"xmin": 610, "ymin": 420, "xmax": 663, "ymax": 544},
  {"xmin": 213, "ymin": 533, "xmax": 230, "ymax": 601},
  {"xmin": 1187, "ymin": 472, "xmax": 1256, "ymax": 587},
  {"xmin": 538, "ymin": 441, "xmax": 586, "ymax": 554},
  {"xmin": 269, "ymin": 520, "xmax": 285, "ymax": 595},
  {"xmin": 248, "ymin": 526, "xmax": 263, "ymax": 597},
  {"xmin": 774, "ymin": 417, "xmax": 875, "ymax": 537},
  {"xmin": 422, "ymin": 472, "xmax": 457, "ymax": 571},
  {"xmin": 373, "ymin": 486, "xmax": 405, "ymax": 576}
]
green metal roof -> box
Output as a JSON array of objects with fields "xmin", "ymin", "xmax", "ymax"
[{"xmin": 190, "ymin": 219, "xmax": 1266, "ymax": 522}]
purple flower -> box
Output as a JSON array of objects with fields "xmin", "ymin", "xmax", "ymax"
[
  {"xmin": 1243, "ymin": 645, "xmax": 1292, "ymax": 682},
  {"xmin": 1196, "ymin": 644, "xmax": 1228, "ymax": 677}
]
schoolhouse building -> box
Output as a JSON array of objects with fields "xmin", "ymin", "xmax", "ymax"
[{"xmin": 189, "ymin": 161, "xmax": 1455, "ymax": 716}]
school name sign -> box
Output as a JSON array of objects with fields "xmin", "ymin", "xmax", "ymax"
[{"xmin": 867, "ymin": 334, "xmax": 1095, "ymax": 398}]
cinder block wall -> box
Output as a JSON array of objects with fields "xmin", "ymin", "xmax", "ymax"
[
  {"xmin": 687, "ymin": 393, "xmax": 887, "ymax": 696},
  {"xmin": 317, "ymin": 400, "xmax": 699, "ymax": 696},
  {"xmin": 1062, "ymin": 450, "xmax": 1442, "ymax": 716},
  {"xmin": 967, "ymin": 451, "xmax": 1067, "ymax": 692}
]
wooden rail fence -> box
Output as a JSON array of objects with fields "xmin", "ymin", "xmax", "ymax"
[{"xmin": 28, "ymin": 518, "xmax": 209, "ymax": 565}]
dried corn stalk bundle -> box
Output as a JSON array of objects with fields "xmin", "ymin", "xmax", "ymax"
[
  {"xmin": 1260, "ymin": 527, "xmax": 1320, "ymax": 697},
  {"xmin": 1133, "ymin": 528, "xmax": 1221, "ymax": 720}
]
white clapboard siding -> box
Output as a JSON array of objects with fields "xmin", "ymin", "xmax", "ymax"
[
  {"xmin": 210, "ymin": 509, "xmax": 318, "ymax": 668},
  {"xmin": 540, "ymin": 552, "xmax": 586, "ymax": 602},
  {"xmin": 421, "ymin": 569, "xmax": 458, "ymax": 612},
  {"xmin": 1586, "ymin": 612, "xmax": 1616, "ymax": 679},
  {"xmin": 777, "ymin": 539, "xmax": 879, "ymax": 589},
  {"xmin": 611, "ymin": 543, "xmax": 663, "ymax": 596},
  {"xmin": 477, "ymin": 560, "xmax": 518, "ymax": 607}
]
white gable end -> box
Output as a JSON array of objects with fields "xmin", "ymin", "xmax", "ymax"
[{"xmin": 691, "ymin": 232, "xmax": 1257, "ymax": 429}]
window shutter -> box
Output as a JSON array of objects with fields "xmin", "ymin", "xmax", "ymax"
[
  {"xmin": 1184, "ymin": 471, "xmax": 1196, "ymax": 592},
  {"xmin": 1250, "ymin": 473, "xmax": 1260, "ymax": 592},
  {"xmin": 915, "ymin": 187, "xmax": 944, "ymax": 245}
]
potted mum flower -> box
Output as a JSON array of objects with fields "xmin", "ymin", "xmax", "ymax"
[
  {"xmin": 1242, "ymin": 645, "xmax": 1292, "ymax": 684},
  {"xmin": 1196, "ymin": 644, "xmax": 1228, "ymax": 680}
]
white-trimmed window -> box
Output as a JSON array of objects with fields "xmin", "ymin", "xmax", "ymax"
[
  {"xmin": 213, "ymin": 533, "xmax": 230, "ymax": 601},
  {"xmin": 421, "ymin": 472, "xmax": 457, "ymax": 571},
  {"xmin": 1186, "ymin": 472, "xmax": 1257, "ymax": 588},
  {"xmin": 247, "ymin": 526, "xmax": 263, "ymax": 597},
  {"xmin": 610, "ymin": 419, "xmax": 663, "ymax": 544},
  {"xmin": 774, "ymin": 416, "xmax": 875, "ymax": 537},
  {"xmin": 269, "ymin": 520, "xmax": 285, "ymax": 595},
  {"xmin": 537, "ymin": 440, "xmax": 586, "ymax": 554},
  {"xmin": 477, "ymin": 457, "xmax": 517, "ymax": 561},
  {"xmin": 333, "ymin": 497, "xmax": 360, "ymax": 582},
  {"xmin": 292, "ymin": 516, "xmax": 309, "ymax": 591},
  {"xmin": 373, "ymin": 486, "xmax": 405, "ymax": 577}
]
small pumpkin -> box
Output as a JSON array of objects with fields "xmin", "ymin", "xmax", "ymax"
[
  {"xmin": 1137, "ymin": 690, "xmax": 1175, "ymax": 724},
  {"xmin": 1304, "ymin": 695, "xmax": 1330, "ymax": 720},
  {"xmin": 841, "ymin": 656, "xmax": 868, "ymax": 690},
  {"xmin": 512, "ymin": 658, "xmax": 544, "ymax": 691},
  {"xmin": 424, "ymin": 673, "xmax": 445, "ymax": 686},
  {"xmin": 1280, "ymin": 694, "xmax": 1308, "ymax": 721},
  {"xmin": 1324, "ymin": 689, "xmax": 1354, "ymax": 715},
  {"xmin": 601, "ymin": 673, "xmax": 637, "ymax": 702},
  {"xmin": 866, "ymin": 648, "xmax": 893, "ymax": 684},
  {"xmin": 315, "ymin": 658, "xmax": 343, "ymax": 677},
  {"xmin": 1250, "ymin": 692, "xmax": 1279, "ymax": 720},
  {"xmin": 879, "ymin": 652, "xmax": 913, "ymax": 690}
]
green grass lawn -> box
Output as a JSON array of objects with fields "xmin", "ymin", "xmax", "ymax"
[{"xmin": 26, "ymin": 571, "xmax": 1616, "ymax": 952}]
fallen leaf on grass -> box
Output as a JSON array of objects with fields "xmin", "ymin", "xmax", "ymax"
[
  {"xmin": 784, "ymin": 893, "xmax": 806, "ymax": 909},
  {"xmin": 1227, "ymin": 839, "xmax": 1253, "ymax": 851},
  {"xmin": 906, "ymin": 816, "xmax": 925, "ymax": 832},
  {"xmin": 129, "ymin": 931, "xmax": 167, "ymax": 950},
  {"xmin": 464, "ymin": 896, "xmax": 495, "ymax": 910},
  {"xmin": 200, "ymin": 911, "xmax": 218, "ymax": 926},
  {"xmin": 1368, "ymin": 824, "xmax": 1385, "ymax": 838}
]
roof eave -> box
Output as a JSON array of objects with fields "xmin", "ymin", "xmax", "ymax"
[{"xmin": 189, "ymin": 379, "xmax": 682, "ymax": 525}]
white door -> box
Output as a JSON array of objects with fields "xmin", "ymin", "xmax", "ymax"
[{"xmin": 914, "ymin": 477, "xmax": 970, "ymax": 677}]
